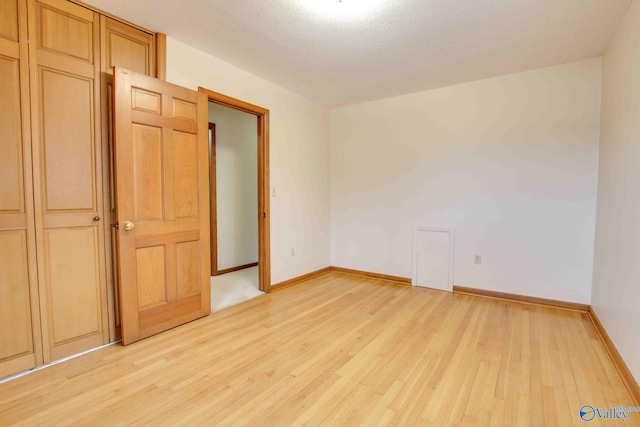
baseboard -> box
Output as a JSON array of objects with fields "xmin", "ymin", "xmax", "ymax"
[
  {"xmin": 587, "ymin": 307, "xmax": 640, "ymax": 405},
  {"xmin": 453, "ymin": 285, "xmax": 589, "ymax": 312},
  {"xmin": 285, "ymin": 266, "xmax": 638, "ymax": 403},
  {"xmin": 214, "ymin": 262, "xmax": 258, "ymax": 276},
  {"xmin": 270, "ymin": 267, "xmax": 332, "ymax": 292},
  {"xmin": 329, "ymin": 266, "xmax": 412, "ymax": 285}
]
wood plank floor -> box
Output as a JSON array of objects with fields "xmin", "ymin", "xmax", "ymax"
[{"xmin": 0, "ymin": 273, "xmax": 637, "ymax": 426}]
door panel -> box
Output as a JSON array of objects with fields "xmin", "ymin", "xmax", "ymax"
[
  {"xmin": 173, "ymin": 132, "xmax": 199, "ymax": 219},
  {"xmin": 102, "ymin": 16, "xmax": 155, "ymax": 76},
  {"xmin": 0, "ymin": 56, "xmax": 23, "ymax": 212},
  {"xmin": 132, "ymin": 88, "xmax": 162, "ymax": 113},
  {"xmin": 0, "ymin": 231, "xmax": 32, "ymax": 360},
  {"xmin": 37, "ymin": 3, "xmax": 94, "ymax": 62},
  {"xmin": 173, "ymin": 99, "xmax": 197, "ymax": 121},
  {"xmin": 136, "ymin": 246, "xmax": 167, "ymax": 309},
  {"xmin": 107, "ymin": 34, "xmax": 149, "ymax": 75},
  {"xmin": 133, "ymin": 124, "xmax": 164, "ymax": 221},
  {"xmin": 28, "ymin": 0, "xmax": 107, "ymax": 362},
  {"xmin": 176, "ymin": 241, "xmax": 200, "ymax": 298},
  {"xmin": 114, "ymin": 67, "xmax": 210, "ymax": 345},
  {"xmin": 100, "ymin": 16, "xmax": 157, "ymax": 342},
  {"xmin": 412, "ymin": 227, "xmax": 455, "ymax": 292},
  {"xmin": 0, "ymin": 0, "xmax": 42, "ymax": 378},
  {"xmin": 40, "ymin": 68, "xmax": 96, "ymax": 211},
  {"xmin": 44, "ymin": 227, "xmax": 102, "ymax": 344},
  {"xmin": 0, "ymin": 0, "xmax": 19, "ymax": 42}
]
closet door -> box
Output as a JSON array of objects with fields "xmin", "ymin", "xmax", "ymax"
[
  {"xmin": 100, "ymin": 16, "xmax": 157, "ymax": 341},
  {"xmin": 27, "ymin": 0, "xmax": 108, "ymax": 362},
  {"xmin": 0, "ymin": 0, "xmax": 42, "ymax": 378}
]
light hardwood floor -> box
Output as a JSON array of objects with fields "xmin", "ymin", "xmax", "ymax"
[{"xmin": 0, "ymin": 273, "xmax": 636, "ymax": 426}]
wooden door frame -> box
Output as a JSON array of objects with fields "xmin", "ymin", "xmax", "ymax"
[{"xmin": 199, "ymin": 87, "xmax": 271, "ymax": 293}]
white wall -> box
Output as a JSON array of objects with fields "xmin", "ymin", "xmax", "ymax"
[
  {"xmin": 208, "ymin": 103, "xmax": 258, "ymax": 270},
  {"xmin": 331, "ymin": 58, "xmax": 601, "ymax": 303},
  {"xmin": 166, "ymin": 38, "xmax": 331, "ymax": 284},
  {"xmin": 592, "ymin": 0, "xmax": 640, "ymax": 383}
]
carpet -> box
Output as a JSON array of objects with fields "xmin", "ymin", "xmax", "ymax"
[{"xmin": 210, "ymin": 266, "xmax": 264, "ymax": 312}]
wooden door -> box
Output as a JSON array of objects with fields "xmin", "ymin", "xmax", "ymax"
[
  {"xmin": 27, "ymin": 0, "xmax": 108, "ymax": 362},
  {"xmin": 100, "ymin": 16, "xmax": 157, "ymax": 342},
  {"xmin": 113, "ymin": 67, "xmax": 211, "ymax": 345},
  {"xmin": 0, "ymin": 0, "xmax": 43, "ymax": 378}
]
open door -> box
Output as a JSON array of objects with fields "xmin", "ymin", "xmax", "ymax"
[{"xmin": 113, "ymin": 67, "xmax": 211, "ymax": 345}]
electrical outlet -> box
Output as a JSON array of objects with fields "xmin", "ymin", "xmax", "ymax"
[
  {"xmin": 291, "ymin": 247, "xmax": 295, "ymax": 257},
  {"xmin": 474, "ymin": 254, "xmax": 482, "ymax": 265},
  {"xmin": 272, "ymin": 187, "xmax": 277, "ymax": 197}
]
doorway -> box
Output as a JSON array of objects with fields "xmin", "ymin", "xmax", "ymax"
[{"xmin": 200, "ymin": 87, "xmax": 271, "ymax": 298}]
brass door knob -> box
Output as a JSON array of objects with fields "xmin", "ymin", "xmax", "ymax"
[{"xmin": 123, "ymin": 221, "xmax": 135, "ymax": 231}]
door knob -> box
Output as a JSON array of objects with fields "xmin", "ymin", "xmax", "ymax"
[{"xmin": 123, "ymin": 221, "xmax": 135, "ymax": 231}]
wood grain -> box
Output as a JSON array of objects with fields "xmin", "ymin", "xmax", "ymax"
[
  {"xmin": 330, "ymin": 266, "xmax": 412, "ymax": 285},
  {"xmin": 0, "ymin": 55, "xmax": 23, "ymax": 213},
  {"xmin": 68, "ymin": 0, "xmax": 156, "ymax": 35},
  {"xmin": 0, "ymin": 0, "xmax": 43, "ymax": 379},
  {"xmin": 330, "ymin": 267, "xmax": 590, "ymax": 312},
  {"xmin": 0, "ymin": 231, "xmax": 34, "ymax": 375},
  {"xmin": 0, "ymin": 0, "xmax": 19, "ymax": 42},
  {"xmin": 199, "ymin": 87, "xmax": 269, "ymax": 116},
  {"xmin": 43, "ymin": 227, "xmax": 102, "ymax": 343},
  {"xmin": 208, "ymin": 123, "xmax": 218, "ymax": 275},
  {"xmin": 588, "ymin": 306, "xmax": 640, "ymax": 405},
  {"xmin": 155, "ymin": 32, "xmax": 166, "ymax": 81},
  {"xmin": 101, "ymin": 16, "xmax": 155, "ymax": 77},
  {"xmin": 0, "ymin": 272, "xmax": 635, "ymax": 425},
  {"xmin": 454, "ymin": 285, "xmax": 590, "ymax": 312},
  {"xmin": 216, "ymin": 262, "xmax": 259, "ymax": 276},
  {"xmin": 99, "ymin": 15, "xmax": 158, "ymax": 342},
  {"xmin": 114, "ymin": 67, "xmax": 211, "ymax": 345},
  {"xmin": 28, "ymin": 0, "xmax": 108, "ymax": 363},
  {"xmin": 271, "ymin": 266, "xmax": 331, "ymax": 291}
]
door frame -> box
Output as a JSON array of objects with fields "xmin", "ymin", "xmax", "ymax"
[{"xmin": 199, "ymin": 87, "xmax": 271, "ymax": 293}]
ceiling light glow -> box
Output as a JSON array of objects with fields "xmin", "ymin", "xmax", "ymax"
[{"xmin": 300, "ymin": 0, "xmax": 389, "ymax": 22}]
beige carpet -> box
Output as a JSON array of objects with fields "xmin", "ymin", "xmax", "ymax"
[{"xmin": 210, "ymin": 266, "xmax": 263, "ymax": 312}]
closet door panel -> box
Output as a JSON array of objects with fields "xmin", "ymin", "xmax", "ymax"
[
  {"xmin": 37, "ymin": 2, "xmax": 93, "ymax": 62},
  {"xmin": 100, "ymin": 16, "xmax": 157, "ymax": 341},
  {"xmin": 0, "ymin": 0, "xmax": 19, "ymax": 42},
  {"xmin": 44, "ymin": 228, "xmax": 101, "ymax": 345},
  {"xmin": 0, "ymin": 54, "xmax": 27, "ymax": 342},
  {"xmin": 102, "ymin": 17, "xmax": 156, "ymax": 75},
  {"xmin": 29, "ymin": 0, "xmax": 107, "ymax": 363},
  {"xmin": 39, "ymin": 68, "xmax": 96, "ymax": 212},
  {"xmin": 0, "ymin": 231, "xmax": 34, "ymax": 375},
  {"xmin": 0, "ymin": 56, "xmax": 23, "ymax": 212},
  {"xmin": 0, "ymin": 0, "xmax": 42, "ymax": 378}
]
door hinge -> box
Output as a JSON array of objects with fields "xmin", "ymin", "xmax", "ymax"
[
  {"xmin": 112, "ymin": 223, "xmax": 119, "ymax": 229},
  {"xmin": 262, "ymin": 212, "xmax": 266, "ymax": 219}
]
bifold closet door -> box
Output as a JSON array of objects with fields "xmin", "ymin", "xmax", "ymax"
[
  {"xmin": 27, "ymin": 0, "xmax": 108, "ymax": 362},
  {"xmin": 100, "ymin": 16, "xmax": 157, "ymax": 342},
  {"xmin": 0, "ymin": 0, "xmax": 43, "ymax": 378}
]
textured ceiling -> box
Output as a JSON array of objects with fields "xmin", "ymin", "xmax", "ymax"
[{"xmin": 84, "ymin": 0, "xmax": 631, "ymax": 107}]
